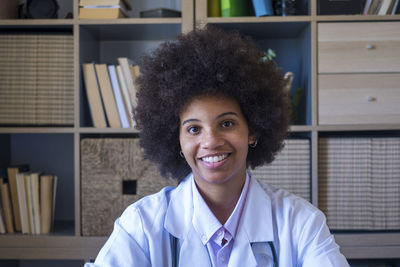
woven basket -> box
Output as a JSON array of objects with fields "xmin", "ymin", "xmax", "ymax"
[
  {"xmin": 319, "ymin": 137, "xmax": 400, "ymax": 230},
  {"xmin": 81, "ymin": 138, "xmax": 176, "ymax": 236},
  {"xmin": 252, "ymin": 139, "xmax": 311, "ymax": 201}
]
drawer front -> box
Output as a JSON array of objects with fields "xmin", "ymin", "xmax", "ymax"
[
  {"xmin": 318, "ymin": 22, "xmax": 400, "ymax": 73},
  {"xmin": 318, "ymin": 73, "xmax": 400, "ymax": 125}
]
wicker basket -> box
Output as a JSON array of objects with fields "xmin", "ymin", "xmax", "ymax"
[
  {"xmin": 319, "ymin": 137, "xmax": 400, "ymax": 230},
  {"xmin": 252, "ymin": 139, "xmax": 311, "ymax": 201},
  {"xmin": 81, "ymin": 138, "xmax": 176, "ymax": 236}
]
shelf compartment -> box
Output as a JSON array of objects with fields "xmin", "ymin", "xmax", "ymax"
[
  {"xmin": 206, "ymin": 21, "xmax": 312, "ymax": 125},
  {"xmin": 318, "ymin": 73, "xmax": 400, "ymax": 125},
  {"xmin": 252, "ymin": 138, "xmax": 311, "ymax": 201},
  {"xmin": 318, "ymin": 135, "xmax": 400, "ymax": 231},
  {"xmin": 1, "ymin": 133, "xmax": 75, "ymax": 233},
  {"xmin": 78, "ymin": 23, "xmax": 182, "ymax": 128},
  {"xmin": 318, "ymin": 22, "xmax": 400, "ymax": 74},
  {"xmin": 80, "ymin": 137, "xmax": 176, "ymax": 236}
]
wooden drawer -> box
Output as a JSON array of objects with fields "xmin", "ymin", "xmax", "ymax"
[
  {"xmin": 318, "ymin": 73, "xmax": 400, "ymax": 125},
  {"xmin": 318, "ymin": 22, "xmax": 400, "ymax": 73}
]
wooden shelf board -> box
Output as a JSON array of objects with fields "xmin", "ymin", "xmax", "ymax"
[
  {"xmin": 315, "ymin": 14, "xmax": 400, "ymax": 22},
  {"xmin": 79, "ymin": 127, "xmax": 139, "ymax": 134},
  {"xmin": 0, "ymin": 128, "xmax": 76, "ymax": 134},
  {"xmin": 0, "ymin": 236, "xmax": 106, "ymax": 260},
  {"xmin": 0, "ymin": 19, "xmax": 74, "ymax": 26},
  {"xmin": 316, "ymin": 124, "xmax": 400, "ymax": 132},
  {"xmin": 290, "ymin": 125, "xmax": 314, "ymax": 132},
  {"xmin": 78, "ymin": 18, "xmax": 181, "ymax": 25},
  {"xmin": 205, "ymin": 16, "xmax": 311, "ymax": 23}
]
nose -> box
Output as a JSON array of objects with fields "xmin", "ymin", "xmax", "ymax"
[{"xmin": 200, "ymin": 128, "xmax": 224, "ymax": 149}]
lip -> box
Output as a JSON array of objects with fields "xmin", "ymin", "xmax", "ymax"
[{"xmin": 198, "ymin": 153, "xmax": 231, "ymax": 169}]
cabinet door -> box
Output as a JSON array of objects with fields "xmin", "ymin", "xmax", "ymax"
[
  {"xmin": 318, "ymin": 73, "xmax": 400, "ymax": 125},
  {"xmin": 318, "ymin": 22, "xmax": 400, "ymax": 73}
]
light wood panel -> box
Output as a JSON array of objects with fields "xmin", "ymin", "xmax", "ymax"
[
  {"xmin": 318, "ymin": 22, "xmax": 400, "ymax": 73},
  {"xmin": 319, "ymin": 73, "xmax": 400, "ymax": 125}
]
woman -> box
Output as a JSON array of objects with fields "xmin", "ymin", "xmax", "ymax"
[{"xmin": 86, "ymin": 26, "xmax": 349, "ymax": 266}]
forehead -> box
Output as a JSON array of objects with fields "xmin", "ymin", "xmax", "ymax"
[{"xmin": 180, "ymin": 94, "xmax": 242, "ymax": 117}]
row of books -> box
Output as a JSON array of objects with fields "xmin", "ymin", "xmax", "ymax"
[
  {"xmin": 0, "ymin": 33, "xmax": 74, "ymax": 126},
  {"xmin": 208, "ymin": 0, "xmax": 298, "ymax": 17},
  {"xmin": 363, "ymin": 0, "xmax": 400, "ymax": 15},
  {"xmin": 82, "ymin": 58, "xmax": 140, "ymax": 128},
  {"xmin": 0, "ymin": 166, "xmax": 57, "ymax": 235},
  {"xmin": 79, "ymin": 0, "xmax": 132, "ymax": 19}
]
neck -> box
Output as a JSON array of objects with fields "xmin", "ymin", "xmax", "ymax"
[{"xmin": 195, "ymin": 174, "xmax": 246, "ymax": 225}]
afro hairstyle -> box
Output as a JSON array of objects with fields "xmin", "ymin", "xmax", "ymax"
[{"xmin": 135, "ymin": 25, "xmax": 290, "ymax": 181}]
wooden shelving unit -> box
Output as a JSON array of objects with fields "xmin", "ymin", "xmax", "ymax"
[
  {"xmin": 0, "ymin": 0, "xmax": 399, "ymax": 264},
  {"xmin": 195, "ymin": 0, "xmax": 400, "ymax": 261},
  {"xmin": 0, "ymin": 0, "xmax": 193, "ymax": 263}
]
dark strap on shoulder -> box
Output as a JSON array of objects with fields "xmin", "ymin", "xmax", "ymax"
[{"xmin": 170, "ymin": 234, "xmax": 178, "ymax": 267}]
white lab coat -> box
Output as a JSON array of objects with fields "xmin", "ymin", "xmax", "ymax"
[{"xmin": 86, "ymin": 173, "xmax": 349, "ymax": 267}]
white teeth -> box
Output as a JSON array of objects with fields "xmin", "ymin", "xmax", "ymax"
[{"xmin": 202, "ymin": 154, "xmax": 228, "ymax": 163}]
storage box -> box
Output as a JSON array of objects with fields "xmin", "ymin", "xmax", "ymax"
[
  {"xmin": 81, "ymin": 138, "xmax": 177, "ymax": 236},
  {"xmin": 252, "ymin": 139, "xmax": 311, "ymax": 201},
  {"xmin": 319, "ymin": 137, "xmax": 400, "ymax": 230},
  {"xmin": 318, "ymin": 0, "xmax": 364, "ymax": 15}
]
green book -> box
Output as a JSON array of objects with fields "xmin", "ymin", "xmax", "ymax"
[{"xmin": 221, "ymin": 0, "xmax": 252, "ymax": 17}]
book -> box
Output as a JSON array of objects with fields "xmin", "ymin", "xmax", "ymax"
[
  {"xmin": 208, "ymin": 0, "xmax": 221, "ymax": 16},
  {"xmin": 0, "ymin": 181, "xmax": 14, "ymax": 233},
  {"xmin": 392, "ymin": 0, "xmax": 400, "ymax": 13},
  {"xmin": 221, "ymin": 0, "xmax": 252, "ymax": 17},
  {"xmin": 16, "ymin": 173, "xmax": 29, "ymax": 234},
  {"xmin": 82, "ymin": 63, "xmax": 107, "ymax": 128},
  {"xmin": 24, "ymin": 174, "xmax": 34, "ymax": 234},
  {"xmin": 7, "ymin": 165, "xmax": 29, "ymax": 232},
  {"xmin": 40, "ymin": 175, "xmax": 57, "ymax": 234},
  {"xmin": 107, "ymin": 65, "xmax": 130, "ymax": 128},
  {"xmin": 79, "ymin": 0, "xmax": 132, "ymax": 10},
  {"xmin": 368, "ymin": 0, "xmax": 383, "ymax": 14},
  {"xmin": 31, "ymin": 173, "xmax": 41, "ymax": 234},
  {"xmin": 95, "ymin": 64, "xmax": 122, "ymax": 128},
  {"xmin": 252, "ymin": 0, "xmax": 274, "ymax": 16},
  {"xmin": 0, "ymin": 209, "xmax": 5, "ymax": 234},
  {"xmin": 378, "ymin": 0, "xmax": 393, "ymax": 14},
  {"xmin": 117, "ymin": 58, "xmax": 138, "ymax": 115},
  {"xmin": 116, "ymin": 65, "xmax": 136, "ymax": 128},
  {"xmin": 79, "ymin": 7, "xmax": 127, "ymax": 19},
  {"xmin": 363, "ymin": 0, "xmax": 373, "ymax": 14}
]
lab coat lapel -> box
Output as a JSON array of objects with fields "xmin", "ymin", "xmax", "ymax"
[
  {"xmin": 164, "ymin": 174, "xmax": 212, "ymax": 267},
  {"xmin": 178, "ymin": 226, "xmax": 212, "ymax": 267},
  {"xmin": 228, "ymin": 175, "xmax": 275, "ymax": 267}
]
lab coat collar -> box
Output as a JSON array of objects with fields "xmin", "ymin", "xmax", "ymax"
[
  {"xmin": 164, "ymin": 172, "xmax": 275, "ymax": 267},
  {"xmin": 164, "ymin": 173, "xmax": 194, "ymax": 239}
]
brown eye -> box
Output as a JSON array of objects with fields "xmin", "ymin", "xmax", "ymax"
[
  {"xmin": 221, "ymin": 120, "xmax": 234, "ymax": 128},
  {"xmin": 188, "ymin": 126, "xmax": 200, "ymax": 134}
]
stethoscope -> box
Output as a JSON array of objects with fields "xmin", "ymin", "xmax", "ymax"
[{"xmin": 170, "ymin": 235, "xmax": 278, "ymax": 267}]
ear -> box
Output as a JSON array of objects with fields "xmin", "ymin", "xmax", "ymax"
[{"xmin": 248, "ymin": 133, "xmax": 257, "ymax": 145}]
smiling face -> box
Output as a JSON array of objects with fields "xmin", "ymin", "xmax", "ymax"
[{"xmin": 179, "ymin": 95, "xmax": 255, "ymax": 191}]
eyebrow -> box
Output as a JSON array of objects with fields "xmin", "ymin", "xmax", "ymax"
[{"xmin": 181, "ymin": 112, "xmax": 238, "ymax": 126}]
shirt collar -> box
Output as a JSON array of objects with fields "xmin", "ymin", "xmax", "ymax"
[
  {"xmin": 191, "ymin": 172, "xmax": 250, "ymax": 245},
  {"xmin": 164, "ymin": 171, "xmax": 275, "ymax": 244}
]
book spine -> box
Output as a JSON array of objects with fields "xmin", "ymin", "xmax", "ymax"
[
  {"xmin": 16, "ymin": 174, "xmax": 29, "ymax": 234},
  {"xmin": 252, "ymin": 0, "xmax": 274, "ymax": 16},
  {"xmin": 7, "ymin": 169, "xmax": 21, "ymax": 231},
  {"xmin": 40, "ymin": 175, "xmax": 54, "ymax": 234},
  {"xmin": 108, "ymin": 65, "xmax": 130, "ymax": 128},
  {"xmin": 0, "ymin": 183, "xmax": 15, "ymax": 233}
]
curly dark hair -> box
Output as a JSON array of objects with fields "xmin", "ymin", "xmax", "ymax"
[{"xmin": 135, "ymin": 25, "xmax": 289, "ymax": 181}]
